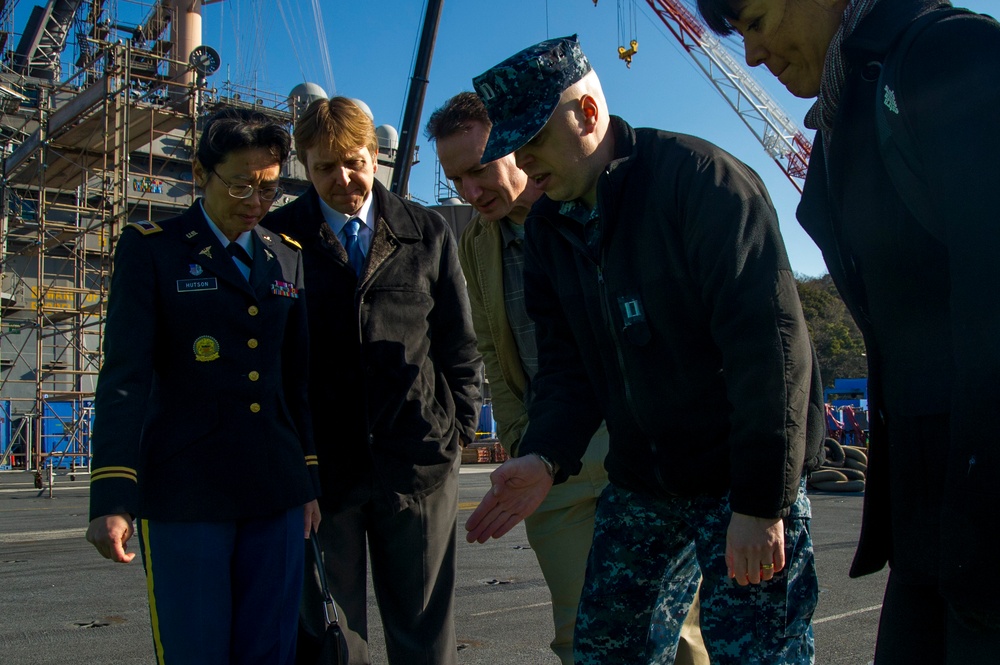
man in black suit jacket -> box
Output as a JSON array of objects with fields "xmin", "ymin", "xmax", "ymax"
[{"xmin": 264, "ymin": 97, "xmax": 481, "ymax": 665}]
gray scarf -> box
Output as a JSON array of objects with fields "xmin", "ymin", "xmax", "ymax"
[{"xmin": 805, "ymin": 0, "xmax": 882, "ymax": 149}]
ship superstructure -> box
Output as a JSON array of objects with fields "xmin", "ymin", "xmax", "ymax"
[{"xmin": 0, "ymin": 0, "xmax": 407, "ymax": 474}]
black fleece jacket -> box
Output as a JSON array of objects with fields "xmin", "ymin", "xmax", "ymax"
[{"xmin": 519, "ymin": 116, "xmax": 823, "ymax": 519}]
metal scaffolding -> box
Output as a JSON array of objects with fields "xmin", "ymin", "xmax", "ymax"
[
  {"xmin": 0, "ymin": 1, "xmax": 379, "ymax": 477},
  {"xmin": 0, "ymin": 1, "xmax": 204, "ymax": 473}
]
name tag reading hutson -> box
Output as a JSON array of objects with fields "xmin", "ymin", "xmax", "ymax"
[{"xmin": 177, "ymin": 278, "xmax": 218, "ymax": 292}]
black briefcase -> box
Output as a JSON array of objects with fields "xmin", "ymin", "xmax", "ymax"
[{"xmin": 297, "ymin": 530, "xmax": 350, "ymax": 665}]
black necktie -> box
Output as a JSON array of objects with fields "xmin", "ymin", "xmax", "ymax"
[{"xmin": 227, "ymin": 242, "xmax": 252, "ymax": 277}]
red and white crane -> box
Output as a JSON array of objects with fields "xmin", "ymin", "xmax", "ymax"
[{"xmin": 611, "ymin": 0, "xmax": 813, "ymax": 192}]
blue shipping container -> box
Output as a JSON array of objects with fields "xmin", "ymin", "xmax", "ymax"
[
  {"xmin": 0, "ymin": 400, "xmax": 11, "ymax": 469},
  {"xmin": 824, "ymin": 377, "xmax": 869, "ymax": 409},
  {"xmin": 41, "ymin": 401, "xmax": 91, "ymax": 468}
]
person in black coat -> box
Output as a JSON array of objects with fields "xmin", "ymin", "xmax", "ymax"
[
  {"xmin": 86, "ymin": 108, "xmax": 321, "ymax": 665},
  {"xmin": 697, "ymin": 0, "xmax": 1000, "ymax": 661},
  {"xmin": 263, "ymin": 97, "xmax": 481, "ymax": 665}
]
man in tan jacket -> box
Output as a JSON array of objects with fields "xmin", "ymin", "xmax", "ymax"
[{"xmin": 426, "ymin": 92, "xmax": 707, "ymax": 665}]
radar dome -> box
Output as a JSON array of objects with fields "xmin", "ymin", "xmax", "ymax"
[
  {"xmin": 347, "ymin": 98, "xmax": 375, "ymax": 122},
  {"xmin": 376, "ymin": 125, "xmax": 399, "ymax": 151},
  {"xmin": 289, "ymin": 82, "xmax": 328, "ymax": 114}
]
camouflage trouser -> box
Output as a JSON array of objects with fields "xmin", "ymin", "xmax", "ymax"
[{"xmin": 574, "ymin": 481, "xmax": 817, "ymax": 665}]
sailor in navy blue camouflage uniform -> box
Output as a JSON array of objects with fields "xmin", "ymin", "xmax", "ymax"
[
  {"xmin": 465, "ymin": 36, "xmax": 823, "ymax": 665},
  {"xmin": 86, "ymin": 108, "xmax": 321, "ymax": 665}
]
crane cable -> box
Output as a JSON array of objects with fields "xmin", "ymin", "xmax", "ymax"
[
  {"xmin": 275, "ymin": 0, "xmax": 336, "ymax": 96},
  {"xmin": 290, "ymin": 0, "xmax": 317, "ymax": 84},
  {"xmin": 308, "ymin": 0, "xmax": 337, "ymax": 96},
  {"xmin": 276, "ymin": 0, "xmax": 311, "ymax": 87},
  {"xmin": 255, "ymin": 1, "xmax": 269, "ymax": 85}
]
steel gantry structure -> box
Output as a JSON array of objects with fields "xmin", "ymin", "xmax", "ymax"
[
  {"xmin": 633, "ymin": 0, "xmax": 812, "ymax": 192},
  {"xmin": 0, "ymin": 1, "xmax": 214, "ymax": 476}
]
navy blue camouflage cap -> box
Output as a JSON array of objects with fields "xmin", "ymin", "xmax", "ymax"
[{"xmin": 473, "ymin": 35, "xmax": 592, "ymax": 164}]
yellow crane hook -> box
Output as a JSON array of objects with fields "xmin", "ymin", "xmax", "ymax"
[{"xmin": 618, "ymin": 39, "xmax": 638, "ymax": 68}]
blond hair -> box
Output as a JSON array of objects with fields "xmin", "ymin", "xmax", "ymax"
[{"xmin": 294, "ymin": 97, "xmax": 379, "ymax": 166}]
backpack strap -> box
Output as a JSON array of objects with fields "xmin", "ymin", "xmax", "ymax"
[{"xmin": 875, "ymin": 6, "xmax": 975, "ymax": 241}]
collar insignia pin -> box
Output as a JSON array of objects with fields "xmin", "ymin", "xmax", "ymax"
[{"xmin": 199, "ymin": 246, "xmax": 213, "ymax": 259}]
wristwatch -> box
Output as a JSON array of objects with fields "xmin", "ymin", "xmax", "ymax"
[{"xmin": 532, "ymin": 452, "xmax": 557, "ymax": 480}]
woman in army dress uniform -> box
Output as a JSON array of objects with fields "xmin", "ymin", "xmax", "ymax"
[{"xmin": 85, "ymin": 108, "xmax": 321, "ymax": 664}]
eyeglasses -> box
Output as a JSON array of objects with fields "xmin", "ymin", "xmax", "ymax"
[{"xmin": 211, "ymin": 169, "xmax": 284, "ymax": 201}]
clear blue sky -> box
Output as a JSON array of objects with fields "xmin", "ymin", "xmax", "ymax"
[{"xmin": 13, "ymin": 0, "xmax": 997, "ymax": 277}]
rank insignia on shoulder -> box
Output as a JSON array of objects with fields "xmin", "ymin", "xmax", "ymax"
[
  {"xmin": 193, "ymin": 335, "xmax": 220, "ymax": 362},
  {"xmin": 127, "ymin": 220, "xmax": 162, "ymax": 235},
  {"xmin": 271, "ymin": 280, "xmax": 299, "ymax": 298},
  {"xmin": 198, "ymin": 246, "xmax": 213, "ymax": 259},
  {"xmin": 280, "ymin": 233, "xmax": 302, "ymax": 250}
]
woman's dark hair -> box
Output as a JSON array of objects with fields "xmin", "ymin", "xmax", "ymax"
[
  {"xmin": 696, "ymin": 0, "xmax": 742, "ymax": 36},
  {"xmin": 195, "ymin": 107, "xmax": 292, "ymax": 171}
]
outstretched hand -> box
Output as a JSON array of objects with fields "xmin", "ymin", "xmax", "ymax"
[{"xmin": 465, "ymin": 455, "xmax": 554, "ymax": 543}]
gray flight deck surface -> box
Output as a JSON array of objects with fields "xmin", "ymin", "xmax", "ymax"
[{"xmin": 1, "ymin": 465, "xmax": 886, "ymax": 664}]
